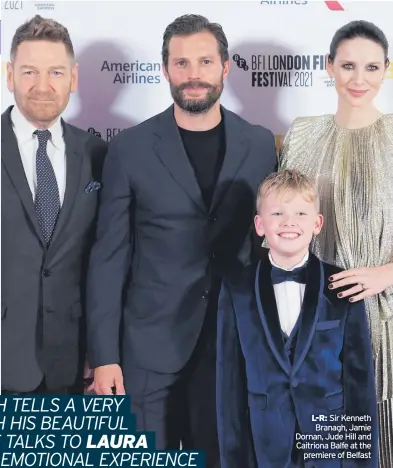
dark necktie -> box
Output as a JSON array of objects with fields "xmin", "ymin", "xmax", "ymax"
[
  {"xmin": 34, "ymin": 129, "xmax": 60, "ymax": 246},
  {"xmin": 271, "ymin": 264, "xmax": 307, "ymax": 285}
]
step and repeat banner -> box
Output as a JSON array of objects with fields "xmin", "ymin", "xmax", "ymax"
[{"xmin": 1, "ymin": 0, "xmax": 393, "ymax": 150}]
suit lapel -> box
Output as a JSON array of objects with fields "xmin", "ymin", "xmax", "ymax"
[
  {"xmin": 152, "ymin": 105, "xmax": 205, "ymax": 212},
  {"xmin": 1, "ymin": 106, "xmax": 46, "ymax": 247},
  {"xmin": 48, "ymin": 121, "xmax": 83, "ymax": 250},
  {"xmin": 255, "ymin": 254, "xmax": 291, "ymax": 375},
  {"xmin": 292, "ymin": 253, "xmax": 323, "ymax": 375},
  {"xmin": 209, "ymin": 108, "xmax": 248, "ymax": 214}
]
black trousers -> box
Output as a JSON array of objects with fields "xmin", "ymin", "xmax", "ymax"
[
  {"xmin": 1, "ymin": 379, "xmax": 69, "ymax": 395},
  {"xmin": 124, "ymin": 305, "xmax": 220, "ymax": 468}
]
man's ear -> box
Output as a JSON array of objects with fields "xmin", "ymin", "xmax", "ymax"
[{"xmin": 7, "ymin": 62, "xmax": 15, "ymax": 93}]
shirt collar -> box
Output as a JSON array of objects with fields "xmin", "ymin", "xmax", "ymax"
[
  {"xmin": 269, "ymin": 251, "xmax": 309, "ymax": 271},
  {"xmin": 11, "ymin": 104, "xmax": 64, "ymax": 148}
]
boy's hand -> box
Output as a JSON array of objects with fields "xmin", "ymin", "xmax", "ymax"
[{"xmin": 328, "ymin": 263, "xmax": 393, "ymax": 302}]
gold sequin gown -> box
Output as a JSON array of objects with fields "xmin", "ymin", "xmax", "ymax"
[{"xmin": 279, "ymin": 114, "xmax": 393, "ymax": 468}]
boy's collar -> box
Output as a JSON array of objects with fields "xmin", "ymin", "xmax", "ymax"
[{"xmin": 268, "ymin": 251, "xmax": 309, "ymax": 272}]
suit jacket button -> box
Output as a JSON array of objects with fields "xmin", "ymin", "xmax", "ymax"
[
  {"xmin": 208, "ymin": 215, "xmax": 217, "ymax": 222},
  {"xmin": 202, "ymin": 290, "xmax": 209, "ymax": 299},
  {"xmin": 292, "ymin": 379, "xmax": 299, "ymax": 387},
  {"xmin": 43, "ymin": 269, "xmax": 51, "ymax": 277},
  {"xmin": 209, "ymin": 253, "xmax": 216, "ymax": 260}
]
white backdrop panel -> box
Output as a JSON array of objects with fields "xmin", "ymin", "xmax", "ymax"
[{"xmin": 1, "ymin": 0, "xmax": 392, "ymax": 148}]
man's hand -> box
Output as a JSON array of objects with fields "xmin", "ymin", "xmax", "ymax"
[{"xmin": 94, "ymin": 364, "xmax": 125, "ymax": 395}]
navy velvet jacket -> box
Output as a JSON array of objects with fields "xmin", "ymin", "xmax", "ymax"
[{"xmin": 216, "ymin": 250, "xmax": 378, "ymax": 468}]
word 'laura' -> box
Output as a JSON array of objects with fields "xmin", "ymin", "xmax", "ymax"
[{"xmin": 86, "ymin": 434, "xmax": 148, "ymax": 449}]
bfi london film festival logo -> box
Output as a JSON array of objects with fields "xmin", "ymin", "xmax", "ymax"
[
  {"xmin": 236, "ymin": 0, "xmax": 346, "ymax": 89},
  {"xmin": 87, "ymin": 126, "xmax": 126, "ymax": 143},
  {"xmin": 260, "ymin": 1, "xmax": 344, "ymax": 10},
  {"xmin": 233, "ymin": 53, "xmax": 328, "ymax": 88}
]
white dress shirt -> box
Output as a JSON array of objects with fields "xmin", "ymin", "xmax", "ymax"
[
  {"xmin": 11, "ymin": 105, "xmax": 66, "ymax": 206},
  {"xmin": 269, "ymin": 252, "xmax": 309, "ymax": 337}
]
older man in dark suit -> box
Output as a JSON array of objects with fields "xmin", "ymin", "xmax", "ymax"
[{"xmin": 1, "ymin": 15, "xmax": 107, "ymax": 394}]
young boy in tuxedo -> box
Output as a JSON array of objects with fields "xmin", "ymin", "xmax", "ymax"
[{"xmin": 216, "ymin": 169, "xmax": 378, "ymax": 468}]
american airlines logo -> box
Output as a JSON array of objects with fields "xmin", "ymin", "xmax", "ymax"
[{"xmin": 260, "ymin": 1, "xmax": 345, "ymax": 10}]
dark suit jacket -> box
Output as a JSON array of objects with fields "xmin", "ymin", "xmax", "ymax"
[
  {"xmin": 1, "ymin": 105, "xmax": 107, "ymax": 392},
  {"xmin": 217, "ymin": 250, "xmax": 378, "ymax": 468},
  {"xmin": 86, "ymin": 105, "xmax": 277, "ymax": 375}
]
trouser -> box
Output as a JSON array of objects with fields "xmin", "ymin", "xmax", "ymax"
[{"xmin": 124, "ymin": 306, "xmax": 220, "ymax": 468}]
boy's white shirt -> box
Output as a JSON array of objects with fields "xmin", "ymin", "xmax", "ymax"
[{"xmin": 268, "ymin": 251, "xmax": 309, "ymax": 337}]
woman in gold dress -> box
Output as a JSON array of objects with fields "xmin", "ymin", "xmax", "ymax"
[{"xmin": 279, "ymin": 20, "xmax": 393, "ymax": 467}]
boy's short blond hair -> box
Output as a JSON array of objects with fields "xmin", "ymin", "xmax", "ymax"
[{"xmin": 256, "ymin": 169, "xmax": 319, "ymax": 212}]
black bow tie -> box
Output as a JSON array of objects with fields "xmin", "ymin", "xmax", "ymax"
[{"xmin": 271, "ymin": 264, "xmax": 307, "ymax": 285}]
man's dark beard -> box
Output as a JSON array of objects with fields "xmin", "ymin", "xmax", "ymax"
[{"xmin": 170, "ymin": 79, "xmax": 223, "ymax": 114}]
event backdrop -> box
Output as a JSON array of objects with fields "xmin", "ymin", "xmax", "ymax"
[{"xmin": 1, "ymin": 0, "xmax": 393, "ymax": 150}]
